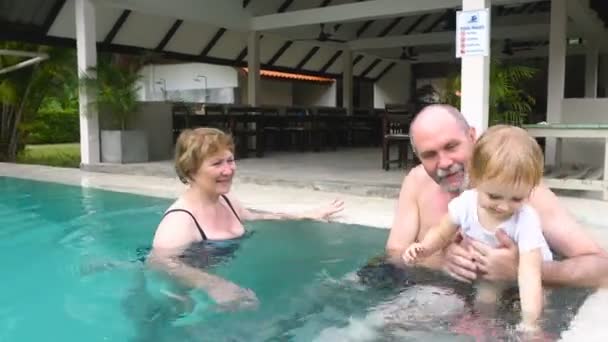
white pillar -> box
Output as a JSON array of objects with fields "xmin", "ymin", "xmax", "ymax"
[
  {"xmin": 247, "ymin": 31, "xmax": 261, "ymax": 106},
  {"xmin": 585, "ymin": 40, "xmax": 599, "ymax": 98},
  {"xmin": 545, "ymin": 0, "xmax": 567, "ymax": 166},
  {"xmin": 342, "ymin": 49, "xmax": 353, "ymax": 115},
  {"xmin": 75, "ymin": 0, "xmax": 100, "ymax": 165},
  {"xmin": 460, "ymin": 0, "xmax": 491, "ymax": 137}
]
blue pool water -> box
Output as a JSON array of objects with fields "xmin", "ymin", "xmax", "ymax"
[{"xmin": 0, "ymin": 176, "xmax": 593, "ymax": 341}]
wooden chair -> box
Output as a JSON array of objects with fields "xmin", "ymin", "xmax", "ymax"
[
  {"xmin": 283, "ymin": 107, "xmax": 313, "ymax": 151},
  {"xmin": 227, "ymin": 105, "xmax": 266, "ymax": 159},
  {"xmin": 171, "ymin": 102, "xmax": 231, "ymax": 144},
  {"xmin": 351, "ymin": 108, "xmax": 381, "ymax": 147},
  {"xmin": 382, "ymin": 104, "xmax": 416, "ymax": 170},
  {"xmin": 311, "ymin": 106, "xmax": 345, "ymax": 151},
  {"xmin": 259, "ymin": 106, "xmax": 282, "ymax": 152}
]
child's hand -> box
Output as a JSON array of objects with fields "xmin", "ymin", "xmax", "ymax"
[
  {"xmin": 403, "ymin": 243, "xmax": 425, "ymax": 264},
  {"xmin": 515, "ymin": 320, "xmax": 544, "ymax": 340}
]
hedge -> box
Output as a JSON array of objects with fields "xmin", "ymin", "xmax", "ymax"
[{"xmin": 21, "ymin": 110, "xmax": 80, "ymax": 144}]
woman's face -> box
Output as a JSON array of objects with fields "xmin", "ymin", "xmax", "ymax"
[{"xmin": 191, "ymin": 149, "xmax": 236, "ymax": 196}]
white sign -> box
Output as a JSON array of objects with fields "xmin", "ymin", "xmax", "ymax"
[{"xmin": 455, "ymin": 9, "xmax": 490, "ymax": 58}]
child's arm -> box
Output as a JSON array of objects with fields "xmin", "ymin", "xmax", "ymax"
[
  {"xmin": 421, "ymin": 214, "xmax": 460, "ymax": 253},
  {"xmin": 517, "ymin": 248, "xmax": 544, "ymax": 331},
  {"xmin": 403, "ymin": 214, "xmax": 459, "ymax": 263}
]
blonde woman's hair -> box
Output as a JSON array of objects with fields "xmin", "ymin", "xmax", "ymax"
[
  {"xmin": 469, "ymin": 125, "xmax": 543, "ymax": 189},
  {"xmin": 174, "ymin": 127, "xmax": 235, "ymax": 184}
]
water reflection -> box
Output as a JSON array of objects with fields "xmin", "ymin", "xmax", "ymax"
[{"xmin": 122, "ymin": 254, "xmax": 592, "ymax": 342}]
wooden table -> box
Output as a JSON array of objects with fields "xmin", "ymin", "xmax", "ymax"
[{"xmin": 523, "ymin": 123, "xmax": 608, "ymax": 200}]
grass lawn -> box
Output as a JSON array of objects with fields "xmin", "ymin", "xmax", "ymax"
[{"xmin": 17, "ymin": 143, "xmax": 80, "ymax": 168}]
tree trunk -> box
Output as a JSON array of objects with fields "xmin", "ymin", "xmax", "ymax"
[
  {"xmin": 7, "ymin": 65, "xmax": 38, "ymax": 161},
  {"xmin": 0, "ymin": 104, "xmax": 15, "ymax": 161}
]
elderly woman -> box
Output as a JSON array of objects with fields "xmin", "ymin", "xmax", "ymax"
[{"xmin": 147, "ymin": 127, "xmax": 344, "ymax": 309}]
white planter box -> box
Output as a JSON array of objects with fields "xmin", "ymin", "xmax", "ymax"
[{"xmin": 101, "ymin": 130, "xmax": 149, "ymax": 163}]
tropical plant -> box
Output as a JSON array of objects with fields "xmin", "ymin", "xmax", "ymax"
[
  {"xmin": 80, "ymin": 54, "xmax": 143, "ymax": 130},
  {"xmin": 0, "ymin": 42, "xmax": 77, "ymax": 161},
  {"xmin": 441, "ymin": 58, "xmax": 537, "ymax": 126}
]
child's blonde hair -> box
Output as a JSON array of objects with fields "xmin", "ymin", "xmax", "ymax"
[
  {"xmin": 174, "ymin": 127, "xmax": 235, "ymax": 184},
  {"xmin": 469, "ymin": 125, "xmax": 543, "ymax": 189}
]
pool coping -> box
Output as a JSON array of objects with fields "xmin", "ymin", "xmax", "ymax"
[{"xmin": 1, "ymin": 162, "xmax": 607, "ymax": 341}]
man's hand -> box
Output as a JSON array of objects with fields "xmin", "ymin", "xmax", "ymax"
[
  {"xmin": 442, "ymin": 234, "xmax": 477, "ymax": 283},
  {"xmin": 470, "ymin": 229, "xmax": 519, "ymax": 282}
]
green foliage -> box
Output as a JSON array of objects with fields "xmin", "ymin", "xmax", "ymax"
[
  {"xmin": 80, "ymin": 55, "xmax": 143, "ymax": 130},
  {"xmin": 0, "ymin": 41, "xmax": 78, "ymax": 161},
  {"xmin": 441, "ymin": 59, "xmax": 538, "ymax": 126},
  {"xmin": 0, "ymin": 42, "xmax": 77, "ymax": 112},
  {"xmin": 20, "ymin": 110, "xmax": 79, "ymax": 144}
]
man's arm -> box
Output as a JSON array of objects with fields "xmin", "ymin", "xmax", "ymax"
[
  {"xmin": 385, "ymin": 167, "xmax": 421, "ymax": 266},
  {"xmin": 530, "ymin": 184, "xmax": 608, "ymax": 287}
]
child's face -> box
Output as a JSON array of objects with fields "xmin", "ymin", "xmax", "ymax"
[{"xmin": 476, "ymin": 179, "xmax": 533, "ymax": 219}]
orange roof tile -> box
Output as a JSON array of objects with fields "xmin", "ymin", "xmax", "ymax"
[{"xmin": 242, "ymin": 68, "xmax": 334, "ymax": 83}]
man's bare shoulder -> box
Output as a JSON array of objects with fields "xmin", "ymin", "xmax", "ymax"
[{"xmin": 402, "ymin": 165, "xmax": 433, "ymax": 192}]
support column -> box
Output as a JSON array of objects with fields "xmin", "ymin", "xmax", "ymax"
[
  {"xmin": 585, "ymin": 40, "xmax": 599, "ymax": 98},
  {"xmin": 247, "ymin": 31, "xmax": 261, "ymax": 106},
  {"xmin": 460, "ymin": 0, "xmax": 491, "ymax": 137},
  {"xmin": 545, "ymin": 0, "xmax": 567, "ymax": 166},
  {"xmin": 342, "ymin": 49, "xmax": 353, "ymax": 115},
  {"xmin": 75, "ymin": 0, "xmax": 100, "ymax": 165}
]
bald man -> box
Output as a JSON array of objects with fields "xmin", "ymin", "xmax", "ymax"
[{"xmin": 385, "ymin": 104, "xmax": 608, "ymax": 288}]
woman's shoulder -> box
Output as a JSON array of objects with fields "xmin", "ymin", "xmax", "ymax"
[
  {"xmin": 154, "ymin": 203, "xmax": 201, "ymax": 249},
  {"xmin": 219, "ymin": 193, "xmax": 248, "ymax": 221}
]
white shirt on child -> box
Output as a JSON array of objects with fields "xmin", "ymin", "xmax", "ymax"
[{"xmin": 447, "ymin": 189, "xmax": 553, "ymax": 261}]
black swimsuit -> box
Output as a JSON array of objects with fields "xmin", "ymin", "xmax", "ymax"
[
  {"xmin": 161, "ymin": 194, "xmax": 244, "ymax": 240},
  {"xmin": 140, "ymin": 195, "xmax": 246, "ymax": 268}
]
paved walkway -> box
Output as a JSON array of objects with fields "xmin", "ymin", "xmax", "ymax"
[{"xmin": 83, "ymin": 147, "xmax": 409, "ymax": 198}]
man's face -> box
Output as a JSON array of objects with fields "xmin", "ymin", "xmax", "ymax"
[{"xmin": 412, "ymin": 116, "xmax": 475, "ymax": 193}]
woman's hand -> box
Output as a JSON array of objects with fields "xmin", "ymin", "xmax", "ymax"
[
  {"xmin": 207, "ymin": 281, "xmax": 259, "ymax": 311},
  {"xmin": 307, "ymin": 199, "xmax": 345, "ymax": 222}
]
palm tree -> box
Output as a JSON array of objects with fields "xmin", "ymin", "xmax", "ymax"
[
  {"xmin": 79, "ymin": 53, "xmax": 143, "ymax": 130},
  {"xmin": 442, "ymin": 58, "xmax": 537, "ymax": 126},
  {"xmin": 0, "ymin": 42, "xmax": 76, "ymax": 161}
]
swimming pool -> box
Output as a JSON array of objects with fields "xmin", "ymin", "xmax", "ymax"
[{"xmin": 0, "ymin": 176, "xmax": 593, "ymax": 341}]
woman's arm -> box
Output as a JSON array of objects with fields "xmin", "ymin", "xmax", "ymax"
[
  {"xmin": 226, "ymin": 195, "xmax": 344, "ymax": 222},
  {"xmin": 517, "ymin": 248, "xmax": 543, "ymax": 331},
  {"xmin": 149, "ymin": 214, "xmax": 257, "ymax": 306}
]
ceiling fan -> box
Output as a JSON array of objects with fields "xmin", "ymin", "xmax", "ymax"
[
  {"xmin": 501, "ymin": 39, "xmax": 534, "ymax": 56},
  {"xmin": 291, "ymin": 23, "xmax": 347, "ymax": 43},
  {"xmin": 400, "ymin": 47, "xmax": 418, "ymax": 61}
]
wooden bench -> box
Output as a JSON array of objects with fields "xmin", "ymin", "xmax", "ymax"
[{"xmin": 523, "ymin": 123, "xmax": 608, "ymax": 200}]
